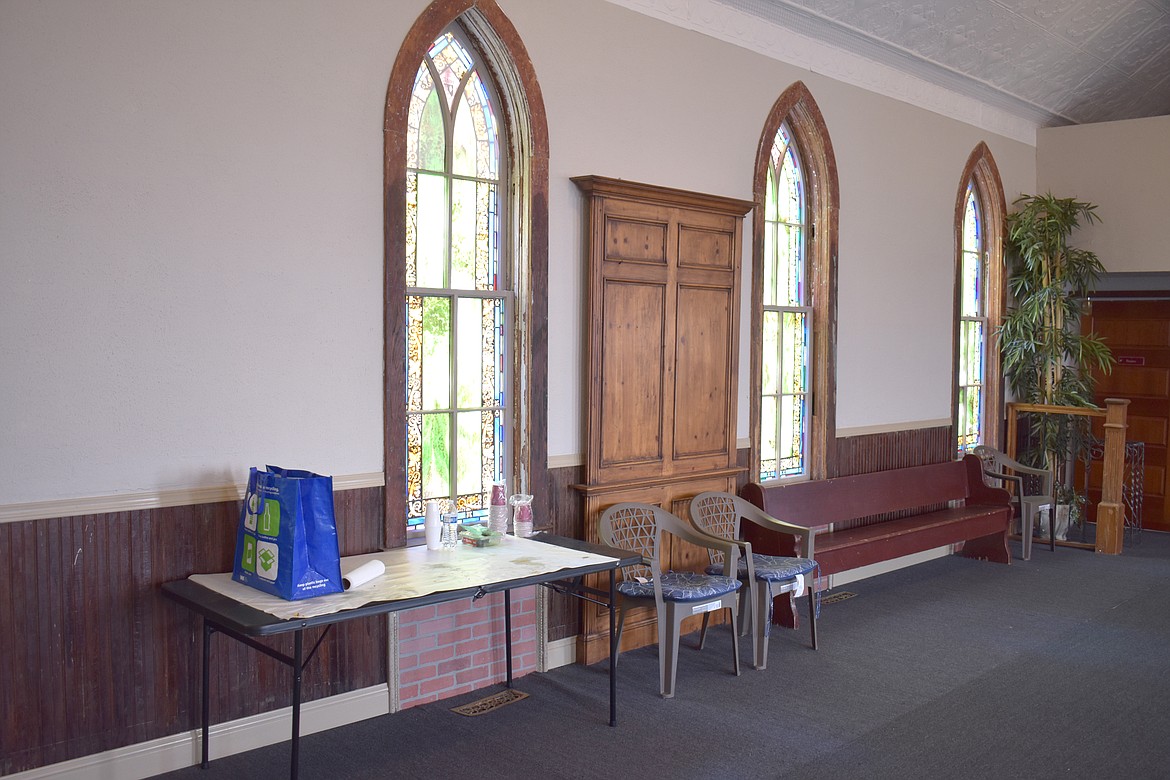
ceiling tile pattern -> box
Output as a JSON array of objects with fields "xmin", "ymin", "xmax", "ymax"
[{"xmin": 716, "ymin": 0, "xmax": 1170, "ymax": 125}]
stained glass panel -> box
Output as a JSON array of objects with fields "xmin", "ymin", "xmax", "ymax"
[
  {"xmin": 421, "ymin": 296, "xmax": 451, "ymax": 410},
  {"xmin": 407, "ymin": 295, "xmax": 424, "ymax": 411},
  {"xmin": 761, "ymin": 395, "xmax": 778, "ymax": 481},
  {"xmin": 478, "ymin": 181, "xmax": 498, "ymax": 292},
  {"xmin": 406, "ymin": 173, "xmax": 419, "ymax": 287},
  {"xmin": 421, "ymin": 412, "xmax": 450, "ymax": 501},
  {"xmin": 417, "ymin": 88, "xmax": 445, "ymax": 173},
  {"xmin": 451, "ymin": 178, "xmax": 476, "ymax": 290},
  {"xmin": 453, "ymin": 89, "xmax": 478, "ymax": 178},
  {"xmin": 964, "ymin": 187, "xmax": 980, "ymax": 250},
  {"xmin": 429, "ymin": 32, "xmax": 469, "ymax": 110},
  {"xmin": 780, "ymin": 223, "xmax": 803, "ymax": 307},
  {"xmin": 457, "ymin": 410, "xmax": 484, "ymax": 500},
  {"xmin": 778, "ymin": 394, "xmax": 805, "ymax": 476},
  {"xmin": 482, "ymin": 297, "xmax": 504, "ymax": 407},
  {"xmin": 762, "ymin": 311, "xmax": 780, "ymax": 394},
  {"xmin": 456, "ymin": 297, "xmax": 483, "ymax": 408},
  {"xmin": 782, "ymin": 311, "xmax": 807, "ymax": 393},
  {"xmin": 407, "ymin": 411, "xmax": 422, "ymax": 509},
  {"xmin": 776, "ymin": 151, "xmax": 803, "ymax": 225},
  {"xmin": 416, "ymin": 172, "xmax": 448, "ymax": 288},
  {"xmin": 763, "ymin": 215, "xmax": 777, "ymax": 307}
]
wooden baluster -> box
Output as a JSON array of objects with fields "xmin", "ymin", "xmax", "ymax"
[{"xmin": 1095, "ymin": 398, "xmax": 1129, "ymax": 555}]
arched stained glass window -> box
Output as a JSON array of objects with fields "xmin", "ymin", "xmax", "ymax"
[
  {"xmin": 405, "ymin": 29, "xmax": 507, "ymax": 526},
  {"xmin": 761, "ymin": 121, "xmax": 811, "ymax": 480},
  {"xmin": 953, "ymin": 142, "xmax": 1005, "ymax": 457},
  {"xmin": 957, "ymin": 184, "xmax": 986, "ymax": 453}
]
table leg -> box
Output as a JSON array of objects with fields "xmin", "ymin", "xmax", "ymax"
[
  {"xmin": 609, "ymin": 568, "xmax": 617, "ymax": 727},
  {"xmin": 504, "ymin": 589, "xmax": 513, "ymax": 688},
  {"xmin": 291, "ymin": 630, "xmax": 303, "ymax": 780},
  {"xmin": 201, "ymin": 620, "xmax": 212, "ymax": 769}
]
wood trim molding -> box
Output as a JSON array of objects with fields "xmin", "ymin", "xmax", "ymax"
[{"xmin": 0, "ymin": 472, "xmax": 385, "ymax": 525}]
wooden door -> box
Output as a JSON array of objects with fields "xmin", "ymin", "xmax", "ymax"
[{"xmin": 1083, "ymin": 299, "xmax": 1170, "ymax": 533}]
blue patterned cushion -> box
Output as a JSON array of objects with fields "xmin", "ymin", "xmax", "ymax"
[
  {"xmin": 618, "ymin": 571, "xmax": 741, "ymax": 602},
  {"xmin": 705, "ymin": 555, "xmax": 818, "ymax": 583}
]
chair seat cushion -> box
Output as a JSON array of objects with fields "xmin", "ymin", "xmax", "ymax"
[
  {"xmin": 618, "ymin": 571, "xmax": 741, "ymax": 602},
  {"xmin": 705, "ymin": 555, "xmax": 818, "ymax": 582}
]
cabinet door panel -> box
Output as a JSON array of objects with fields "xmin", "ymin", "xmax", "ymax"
[
  {"xmin": 599, "ymin": 280, "xmax": 666, "ymax": 468},
  {"xmin": 674, "ymin": 284, "xmax": 733, "ymax": 461}
]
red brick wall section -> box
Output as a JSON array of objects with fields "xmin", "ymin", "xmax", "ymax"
[{"xmin": 397, "ymin": 587, "xmax": 538, "ymax": 708}]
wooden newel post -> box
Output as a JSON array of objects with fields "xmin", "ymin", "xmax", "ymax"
[{"xmin": 1096, "ymin": 397, "xmax": 1129, "ymax": 555}]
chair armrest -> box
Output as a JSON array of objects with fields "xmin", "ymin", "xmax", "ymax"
[{"xmin": 982, "ymin": 469, "xmax": 1013, "ymax": 484}]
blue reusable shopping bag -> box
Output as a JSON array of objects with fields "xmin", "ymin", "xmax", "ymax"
[{"xmin": 232, "ymin": 466, "xmax": 343, "ymax": 600}]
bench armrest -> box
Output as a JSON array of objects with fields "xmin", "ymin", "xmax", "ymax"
[
  {"xmin": 738, "ymin": 500, "xmax": 815, "ymax": 562},
  {"xmin": 962, "ymin": 454, "xmax": 1013, "ymax": 506}
]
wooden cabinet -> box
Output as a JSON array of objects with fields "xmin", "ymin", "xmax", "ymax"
[{"xmin": 572, "ymin": 176, "xmax": 752, "ymax": 664}]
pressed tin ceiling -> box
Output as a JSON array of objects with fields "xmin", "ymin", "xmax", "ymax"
[{"xmin": 714, "ymin": 0, "xmax": 1170, "ymax": 126}]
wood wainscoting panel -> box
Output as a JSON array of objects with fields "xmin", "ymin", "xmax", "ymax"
[
  {"xmin": 547, "ymin": 462, "xmax": 585, "ymax": 643},
  {"xmin": 0, "ymin": 488, "xmax": 385, "ymax": 775},
  {"xmin": 836, "ymin": 425, "xmax": 955, "ymax": 477}
]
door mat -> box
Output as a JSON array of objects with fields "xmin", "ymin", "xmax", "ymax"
[
  {"xmin": 820, "ymin": 591, "xmax": 856, "ymax": 605},
  {"xmin": 451, "ymin": 688, "xmax": 529, "ymax": 716}
]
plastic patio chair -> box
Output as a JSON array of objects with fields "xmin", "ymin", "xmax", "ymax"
[
  {"xmin": 689, "ymin": 491, "xmax": 819, "ymax": 671},
  {"xmin": 597, "ymin": 502, "xmax": 742, "ymax": 698},
  {"xmin": 972, "ymin": 445, "xmax": 1054, "ymax": 560}
]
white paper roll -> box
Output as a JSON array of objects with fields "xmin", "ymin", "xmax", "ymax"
[{"xmin": 342, "ymin": 559, "xmax": 386, "ymax": 590}]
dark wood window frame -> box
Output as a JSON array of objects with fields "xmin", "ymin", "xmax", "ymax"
[
  {"xmin": 750, "ymin": 81, "xmax": 840, "ymax": 482},
  {"xmin": 383, "ymin": 0, "xmax": 549, "ymax": 549},
  {"xmin": 952, "ymin": 142, "xmax": 1006, "ymax": 453}
]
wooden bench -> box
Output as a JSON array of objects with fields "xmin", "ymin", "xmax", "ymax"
[{"xmin": 740, "ymin": 454, "xmax": 1013, "ymax": 627}]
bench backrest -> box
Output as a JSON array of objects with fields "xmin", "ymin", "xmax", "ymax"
[{"xmin": 741, "ymin": 456, "xmax": 991, "ymax": 527}]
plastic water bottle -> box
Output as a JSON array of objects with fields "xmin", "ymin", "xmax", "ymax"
[{"xmin": 440, "ymin": 512, "xmax": 460, "ymax": 549}]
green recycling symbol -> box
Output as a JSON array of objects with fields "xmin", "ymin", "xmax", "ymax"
[{"xmin": 258, "ymin": 548, "xmax": 276, "ymax": 573}]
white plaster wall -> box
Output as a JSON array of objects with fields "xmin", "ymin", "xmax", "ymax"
[
  {"xmin": 0, "ymin": 0, "xmax": 1037, "ymax": 505},
  {"xmin": 1037, "ymin": 116, "xmax": 1170, "ymax": 274},
  {"xmin": 0, "ymin": 0, "xmax": 403, "ymax": 502},
  {"xmin": 507, "ymin": 0, "xmax": 1037, "ymax": 446}
]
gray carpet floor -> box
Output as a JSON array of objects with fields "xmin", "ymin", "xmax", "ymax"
[{"xmin": 156, "ymin": 531, "xmax": 1170, "ymax": 779}]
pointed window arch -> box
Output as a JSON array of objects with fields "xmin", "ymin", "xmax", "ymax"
[
  {"xmin": 385, "ymin": 0, "xmax": 548, "ymax": 548},
  {"xmin": 954, "ymin": 142, "xmax": 1006, "ymax": 454},
  {"xmin": 752, "ymin": 82, "xmax": 838, "ymax": 482}
]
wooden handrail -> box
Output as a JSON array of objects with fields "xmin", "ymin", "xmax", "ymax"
[{"xmin": 1005, "ymin": 398, "xmax": 1129, "ymax": 555}]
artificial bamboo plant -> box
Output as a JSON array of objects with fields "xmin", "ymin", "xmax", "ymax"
[{"xmin": 998, "ymin": 192, "xmax": 1114, "ymax": 519}]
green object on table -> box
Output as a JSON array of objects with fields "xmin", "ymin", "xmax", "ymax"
[{"xmin": 459, "ymin": 525, "xmax": 502, "ymax": 547}]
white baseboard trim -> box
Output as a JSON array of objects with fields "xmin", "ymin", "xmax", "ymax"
[
  {"xmin": 826, "ymin": 545, "xmax": 954, "ymax": 589},
  {"xmin": 545, "ymin": 635, "xmax": 578, "ymax": 669},
  {"xmin": 9, "ymin": 684, "xmax": 391, "ymax": 780}
]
